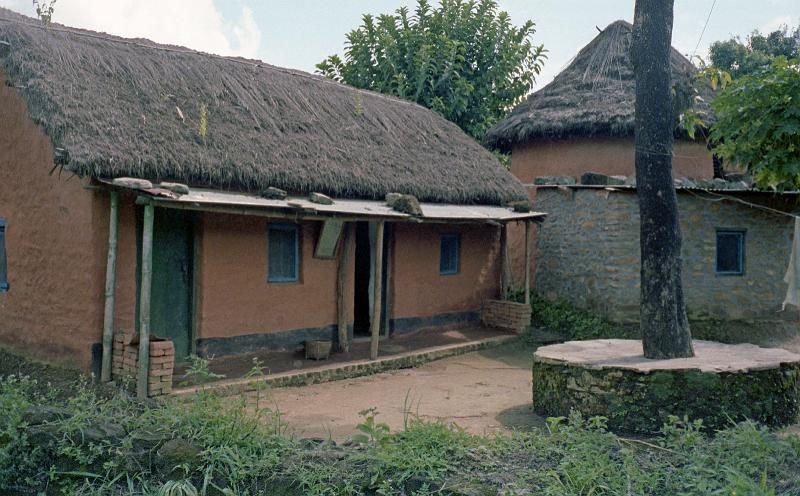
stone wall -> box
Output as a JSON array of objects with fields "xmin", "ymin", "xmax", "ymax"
[
  {"xmin": 534, "ymin": 187, "xmax": 795, "ymax": 323},
  {"xmin": 481, "ymin": 300, "xmax": 531, "ymax": 333},
  {"xmin": 112, "ymin": 332, "xmax": 175, "ymax": 397}
]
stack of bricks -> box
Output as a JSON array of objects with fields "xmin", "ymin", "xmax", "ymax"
[
  {"xmin": 481, "ymin": 299, "xmax": 532, "ymax": 334},
  {"xmin": 112, "ymin": 332, "xmax": 175, "ymax": 397}
]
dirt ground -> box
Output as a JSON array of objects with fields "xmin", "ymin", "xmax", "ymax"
[
  {"xmin": 258, "ymin": 342, "xmax": 547, "ymax": 442},
  {"xmin": 255, "ymin": 324, "xmax": 800, "ymax": 443}
]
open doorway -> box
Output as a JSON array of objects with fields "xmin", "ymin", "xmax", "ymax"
[{"xmin": 353, "ymin": 221, "xmax": 390, "ymax": 338}]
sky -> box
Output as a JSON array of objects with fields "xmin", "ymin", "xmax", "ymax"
[{"xmin": 0, "ymin": 0, "xmax": 797, "ymax": 89}]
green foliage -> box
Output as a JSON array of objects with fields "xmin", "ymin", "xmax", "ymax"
[
  {"xmin": 159, "ymin": 479, "xmax": 199, "ymax": 496},
  {"xmin": 351, "ymin": 407, "xmax": 391, "ymax": 446},
  {"xmin": 710, "ymin": 24, "xmax": 800, "ymax": 78},
  {"xmin": 181, "ymin": 355, "xmax": 225, "ymax": 387},
  {"xmin": 2, "ymin": 362, "xmax": 800, "ymax": 494},
  {"xmin": 317, "ymin": 0, "xmax": 546, "ymax": 141},
  {"xmin": 710, "ymin": 57, "xmax": 800, "ymax": 190},
  {"xmin": 526, "ymin": 292, "xmax": 633, "ymax": 341}
]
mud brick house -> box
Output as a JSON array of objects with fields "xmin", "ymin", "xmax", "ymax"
[
  {"xmin": 485, "ymin": 19, "xmax": 799, "ymax": 328},
  {"xmin": 0, "ymin": 8, "xmax": 542, "ymax": 396}
]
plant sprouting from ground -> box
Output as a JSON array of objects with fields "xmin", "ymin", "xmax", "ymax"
[
  {"xmin": 352, "ymin": 407, "xmax": 391, "ymax": 446},
  {"xmin": 32, "ymin": 0, "xmax": 56, "ymax": 25},
  {"xmin": 158, "ymin": 479, "xmax": 199, "ymax": 496},
  {"xmin": 181, "ymin": 355, "xmax": 224, "ymax": 387},
  {"xmin": 198, "ymin": 103, "xmax": 208, "ymax": 145}
]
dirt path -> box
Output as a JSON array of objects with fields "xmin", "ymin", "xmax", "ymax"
[{"xmin": 259, "ymin": 343, "xmax": 545, "ymax": 442}]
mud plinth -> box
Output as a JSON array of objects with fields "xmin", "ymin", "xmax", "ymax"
[{"xmin": 533, "ymin": 339, "xmax": 800, "ymax": 434}]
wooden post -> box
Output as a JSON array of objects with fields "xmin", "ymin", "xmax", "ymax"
[
  {"xmin": 337, "ymin": 223, "xmax": 355, "ymax": 352},
  {"xmin": 137, "ymin": 203, "xmax": 154, "ymax": 398},
  {"xmin": 100, "ymin": 192, "xmax": 119, "ymax": 383},
  {"xmin": 524, "ymin": 221, "xmax": 532, "ymax": 305},
  {"xmin": 383, "ymin": 224, "xmax": 393, "ymax": 337},
  {"xmin": 370, "ymin": 221, "xmax": 385, "ymax": 360},
  {"xmin": 500, "ymin": 224, "xmax": 510, "ymax": 300}
]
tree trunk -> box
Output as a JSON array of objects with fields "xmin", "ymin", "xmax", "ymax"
[{"xmin": 632, "ymin": 0, "xmax": 694, "ymax": 359}]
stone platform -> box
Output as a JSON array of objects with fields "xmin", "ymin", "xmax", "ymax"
[{"xmin": 533, "ymin": 339, "xmax": 800, "ymax": 434}]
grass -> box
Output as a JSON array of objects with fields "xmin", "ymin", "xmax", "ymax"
[{"xmin": 0, "ymin": 359, "xmax": 799, "ymax": 495}]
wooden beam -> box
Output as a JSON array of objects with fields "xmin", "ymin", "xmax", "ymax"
[
  {"xmin": 137, "ymin": 204, "xmax": 154, "ymax": 398},
  {"xmin": 370, "ymin": 221, "xmax": 385, "ymax": 360},
  {"xmin": 133, "ymin": 195, "xmax": 542, "ymax": 225},
  {"xmin": 100, "ymin": 192, "xmax": 119, "ymax": 383},
  {"xmin": 337, "ymin": 223, "xmax": 355, "ymax": 353},
  {"xmin": 524, "ymin": 221, "xmax": 532, "ymax": 305}
]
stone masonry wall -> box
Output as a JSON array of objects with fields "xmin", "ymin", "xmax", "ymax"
[
  {"xmin": 112, "ymin": 332, "xmax": 175, "ymax": 397},
  {"xmin": 481, "ymin": 300, "xmax": 532, "ymax": 333},
  {"xmin": 534, "ymin": 187, "xmax": 795, "ymax": 323}
]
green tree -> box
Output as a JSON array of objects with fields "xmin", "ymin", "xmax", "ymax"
[
  {"xmin": 709, "ymin": 24, "xmax": 799, "ymax": 78},
  {"xmin": 317, "ymin": 0, "xmax": 546, "ymax": 141},
  {"xmin": 710, "ymin": 57, "xmax": 800, "ymax": 190}
]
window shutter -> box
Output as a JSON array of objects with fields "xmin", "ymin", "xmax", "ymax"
[
  {"xmin": 716, "ymin": 230, "xmax": 745, "ymax": 275},
  {"xmin": 439, "ymin": 234, "xmax": 460, "ymax": 275},
  {"xmin": 268, "ymin": 224, "xmax": 299, "ymax": 282}
]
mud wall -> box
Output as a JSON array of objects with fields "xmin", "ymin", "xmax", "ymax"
[
  {"xmin": 391, "ymin": 223, "xmax": 501, "ymax": 322},
  {"xmin": 197, "ymin": 214, "xmax": 350, "ymax": 340},
  {"xmin": 511, "ymin": 137, "xmax": 714, "ymax": 183},
  {"xmin": 0, "ymin": 74, "xmax": 107, "ymax": 369}
]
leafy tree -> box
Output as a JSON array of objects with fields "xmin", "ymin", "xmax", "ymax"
[
  {"xmin": 317, "ymin": 0, "xmax": 546, "ymax": 141},
  {"xmin": 710, "ymin": 57, "xmax": 800, "ymax": 190},
  {"xmin": 709, "ymin": 24, "xmax": 799, "ymax": 78}
]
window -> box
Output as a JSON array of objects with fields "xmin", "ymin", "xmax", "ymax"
[
  {"xmin": 268, "ymin": 223, "xmax": 299, "ymax": 282},
  {"xmin": 0, "ymin": 219, "xmax": 6, "ymax": 291},
  {"xmin": 440, "ymin": 234, "xmax": 460, "ymax": 275},
  {"xmin": 716, "ymin": 230, "xmax": 745, "ymax": 276}
]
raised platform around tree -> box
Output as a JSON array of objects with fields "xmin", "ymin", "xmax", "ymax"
[{"xmin": 532, "ymin": 339, "xmax": 800, "ymax": 434}]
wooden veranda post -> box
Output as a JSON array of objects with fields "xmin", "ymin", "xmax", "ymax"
[
  {"xmin": 524, "ymin": 221, "xmax": 532, "ymax": 305},
  {"xmin": 500, "ymin": 224, "xmax": 511, "ymax": 299},
  {"xmin": 370, "ymin": 221, "xmax": 385, "ymax": 360},
  {"xmin": 137, "ymin": 203, "xmax": 155, "ymax": 398},
  {"xmin": 337, "ymin": 223, "xmax": 355, "ymax": 352},
  {"xmin": 100, "ymin": 192, "xmax": 119, "ymax": 383}
]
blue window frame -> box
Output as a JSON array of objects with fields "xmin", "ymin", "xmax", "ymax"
[
  {"xmin": 0, "ymin": 219, "xmax": 7, "ymax": 292},
  {"xmin": 716, "ymin": 230, "xmax": 745, "ymax": 276},
  {"xmin": 268, "ymin": 223, "xmax": 299, "ymax": 282},
  {"xmin": 440, "ymin": 234, "xmax": 460, "ymax": 275}
]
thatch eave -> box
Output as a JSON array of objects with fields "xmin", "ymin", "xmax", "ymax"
[
  {"xmin": 0, "ymin": 7, "xmax": 527, "ymax": 205},
  {"xmin": 485, "ymin": 20, "xmax": 714, "ymax": 152}
]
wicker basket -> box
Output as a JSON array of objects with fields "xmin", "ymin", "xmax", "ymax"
[{"xmin": 305, "ymin": 339, "xmax": 332, "ymax": 360}]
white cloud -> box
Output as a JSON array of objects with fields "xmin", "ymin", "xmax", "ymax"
[{"xmin": 0, "ymin": 0, "xmax": 262, "ymax": 58}]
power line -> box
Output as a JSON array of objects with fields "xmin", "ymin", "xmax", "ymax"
[{"xmin": 692, "ymin": 0, "xmax": 718, "ymax": 59}]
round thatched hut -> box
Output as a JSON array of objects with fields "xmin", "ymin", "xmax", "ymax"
[{"xmin": 485, "ymin": 20, "xmax": 716, "ymax": 183}]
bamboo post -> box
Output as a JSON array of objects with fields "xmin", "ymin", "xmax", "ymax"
[
  {"xmin": 500, "ymin": 224, "xmax": 510, "ymax": 300},
  {"xmin": 137, "ymin": 203, "xmax": 154, "ymax": 399},
  {"xmin": 370, "ymin": 221, "xmax": 385, "ymax": 360},
  {"xmin": 383, "ymin": 224, "xmax": 393, "ymax": 336},
  {"xmin": 100, "ymin": 192, "xmax": 119, "ymax": 382},
  {"xmin": 337, "ymin": 223, "xmax": 355, "ymax": 352},
  {"xmin": 524, "ymin": 221, "xmax": 532, "ymax": 305}
]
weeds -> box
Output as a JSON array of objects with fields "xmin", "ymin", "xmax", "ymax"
[{"xmin": 1, "ymin": 369, "xmax": 799, "ymax": 495}]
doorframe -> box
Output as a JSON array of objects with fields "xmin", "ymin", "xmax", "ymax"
[
  {"xmin": 352, "ymin": 220, "xmax": 392, "ymax": 341},
  {"xmin": 189, "ymin": 213, "xmax": 201, "ymax": 356},
  {"xmin": 135, "ymin": 206, "xmax": 197, "ymax": 359}
]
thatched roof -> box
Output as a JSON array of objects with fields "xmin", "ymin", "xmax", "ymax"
[
  {"xmin": 0, "ymin": 8, "xmax": 526, "ymax": 205},
  {"xmin": 485, "ymin": 20, "xmax": 712, "ymax": 151}
]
